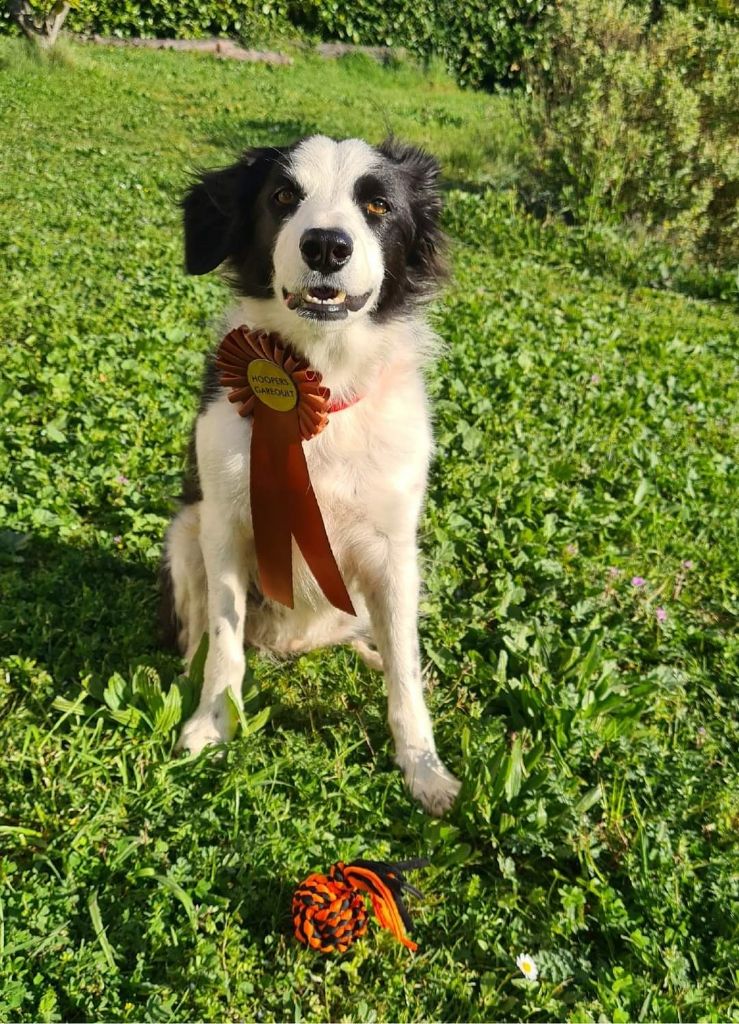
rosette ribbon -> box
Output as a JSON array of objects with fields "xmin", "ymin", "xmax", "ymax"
[{"xmin": 215, "ymin": 325, "xmax": 355, "ymax": 615}]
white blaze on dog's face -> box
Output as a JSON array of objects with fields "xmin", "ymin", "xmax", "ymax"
[
  {"xmin": 181, "ymin": 134, "xmax": 446, "ymax": 350},
  {"xmin": 272, "ymin": 136, "xmax": 385, "ymax": 324}
]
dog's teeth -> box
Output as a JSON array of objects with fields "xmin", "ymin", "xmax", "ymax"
[{"xmin": 301, "ymin": 289, "xmax": 347, "ymax": 305}]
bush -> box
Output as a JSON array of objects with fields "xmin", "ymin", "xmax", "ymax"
[
  {"xmin": 0, "ymin": 0, "xmax": 302, "ymax": 47},
  {"xmin": 5, "ymin": 0, "xmax": 735, "ymax": 97},
  {"xmin": 647, "ymin": 0, "xmax": 738, "ymax": 24},
  {"xmin": 521, "ymin": 0, "xmax": 739, "ymax": 268}
]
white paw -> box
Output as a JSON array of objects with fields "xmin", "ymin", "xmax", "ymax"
[
  {"xmin": 351, "ymin": 639, "xmax": 385, "ymax": 673},
  {"xmin": 175, "ymin": 707, "xmax": 236, "ymax": 756},
  {"xmin": 400, "ymin": 749, "xmax": 461, "ymax": 817}
]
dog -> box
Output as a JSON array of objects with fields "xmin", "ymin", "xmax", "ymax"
[{"xmin": 161, "ymin": 134, "xmax": 460, "ymax": 816}]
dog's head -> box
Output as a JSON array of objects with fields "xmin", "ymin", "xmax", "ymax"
[{"xmin": 182, "ymin": 135, "xmax": 445, "ymax": 332}]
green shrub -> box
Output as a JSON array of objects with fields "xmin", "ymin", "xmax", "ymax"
[
  {"xmin": 1, "ymin": 0, "xmax": 301, "ymax": 46},
  {"xmin": 521, "ymin": 0, "xmax": 739, "ymax": 268},
  {"xmin": 437, "ymin": 0, "xmax": 553, "ymax": 87},
  {"xmin": 646, "ymin": 0, "xmax": 739, "ymax": 24},
  {"xmin": 4, "ymin": 0, "xmax": 737, "ymax": 89}
]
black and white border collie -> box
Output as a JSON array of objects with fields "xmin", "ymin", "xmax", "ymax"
[{"xmin": 161, "ymin": 135, "xmax": 460, "ymax": 815}]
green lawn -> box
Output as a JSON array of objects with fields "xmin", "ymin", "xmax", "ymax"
[{"xmin": 1, "ymin": 38, "xmax": 738, "ymax": 1023}]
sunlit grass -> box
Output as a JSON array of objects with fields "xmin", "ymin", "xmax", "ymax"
[{"xmin": 1, "ymin": 37, "xmax": 737, "ymax": 1023}]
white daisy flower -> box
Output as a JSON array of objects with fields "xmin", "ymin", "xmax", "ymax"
[{"xmin": 516, "ymin": 953, "xmax": 538, "ymax": 981}]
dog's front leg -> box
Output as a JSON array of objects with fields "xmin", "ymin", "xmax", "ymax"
[
  {"xmin": 363, "ymin": 540, "xmax": 460, "ymax": 816},
  {"xmin": 176, "ymin": 503, "xmax": 248, "ymax": 756}
]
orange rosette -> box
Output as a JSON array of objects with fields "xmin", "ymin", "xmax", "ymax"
[{"xmin": 215, "ymin": 325, "xmax": 355, "ymax": 616}]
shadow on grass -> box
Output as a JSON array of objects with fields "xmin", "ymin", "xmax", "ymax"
[
  {"xmin": 0, "ymin": 532, "xmax": 169, "ymax": 688},
  {"xmin": 0, "ymin": 530, "xmax": 385, "ymax": 737},
  {"xmin": 76, "ymin": 858, "xmax": 297, "ymax": 963}
]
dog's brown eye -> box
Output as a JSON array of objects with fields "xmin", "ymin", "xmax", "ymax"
[
  {"xmin": 366, "ymin": 198, "xmax": 389, "ymax": 216},
  {"xmin": 274, "ymin": 187, "xmax": 298, "ymax": 206}
]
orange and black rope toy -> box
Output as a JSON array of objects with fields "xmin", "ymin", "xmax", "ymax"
[{"xmin": 292, "ymin": 859, "xmax": 428, "ymax": 954}]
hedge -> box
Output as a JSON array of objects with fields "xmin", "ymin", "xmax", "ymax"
[
  {"xmin": 1, "ymin": 0, "xmax": 555, "ymax": 88},
  {"xmin": 2, "ymin": 0, "xmax": 736, "ymax": 87}
]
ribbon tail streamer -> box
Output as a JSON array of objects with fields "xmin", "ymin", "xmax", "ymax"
[
  {"xmin": 287, "ymin": 439, "xmax": 356, "ymax": 617},
  {"xmin": 250, "ymin": 405, "xmax": 355, "ymax": 616},
  {"xmin": 250, "ymin": 404, "xmax": 295, "ymax": 608}
]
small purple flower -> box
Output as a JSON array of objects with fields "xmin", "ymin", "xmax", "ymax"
[
  {"xmin": 682, "ymin": 560, "xmax": 693, "ymax": 570},
  {"xmin": 607, "ymin": 566, "xmax": 621, "ymax": 579},
  {"xmin": 656, "ymin": 607, "xmax": 667, "ymax": 622},
  {"xmin": 113, "ymin": 535, "xmax": 122, "ymax": 544},
  {"xmin": 631, "ymin": 576, "xmax": 646, "ymax": 588},
  {"xmin": 590, "ymin": 373, "xmax": 601, "ymax": 385},
  {"xmin": 116, "ymin": 474, "xmax": 130, "ymax": 485},
  {"xmin": 565, "ymin": 543, "xmax": 578, "ymax": 556}
]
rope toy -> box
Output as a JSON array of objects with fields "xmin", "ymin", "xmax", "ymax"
[{"xmin": 292, "ymin": 858, "xmax": 428, "ymax": 954}]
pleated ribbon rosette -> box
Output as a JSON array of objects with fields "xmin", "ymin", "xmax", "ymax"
[{"xmin": 215, "ymin": 325, "xmax": 355, "ymax": 616}]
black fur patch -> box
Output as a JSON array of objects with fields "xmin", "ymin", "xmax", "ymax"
[
  {"xmin": 182, "ymin": 144, "xmax": 299, "ymax": 295},
  {"xmin": 368, "ymin": 138, "xmax": 447, "ymax": 321},
  {"xmin": 157, "ymin": 555, "xmax": 180, "ymax": 651},
  {"xmin": 180, "ymin": 427, "xmax": 202, "ymax": 505}
]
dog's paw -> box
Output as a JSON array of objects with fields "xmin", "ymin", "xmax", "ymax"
[
  {"xmin": 351, "ymin": 639, "xmax": 385, "ymax": 673},
  {"xmin": 401, "ymin": 749, "xmax": 461, "ymax": 817},
  {"xmin": 175, "ymin": 707, "xmax": 235, "ymax": 757}
]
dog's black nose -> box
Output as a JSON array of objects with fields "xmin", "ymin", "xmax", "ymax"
[{"xmin": 300, "ymin": 229, "xmax": 353, "ymax": 273}]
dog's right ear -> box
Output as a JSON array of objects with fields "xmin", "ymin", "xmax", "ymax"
[
  {"xmin": 181, "ymin": 163, "xmax": 245, "ymax": 276},
  {"xmin": 181, "ymin": 148, "xmax": 290, "ymax": 275}
]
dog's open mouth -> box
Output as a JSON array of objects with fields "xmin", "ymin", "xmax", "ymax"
[{"xmin": 282, "ymin": 286, "xmax": 371, "ymax": 321}]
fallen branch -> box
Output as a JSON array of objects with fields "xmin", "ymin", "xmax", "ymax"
[{"xmin": 80, "ymin": 34, "xmax": 292, "ymax": 65}]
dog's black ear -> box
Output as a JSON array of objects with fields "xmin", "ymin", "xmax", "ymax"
[
  {"xmin": 181, "ymin": 148, "xmax": 292, "ymax": 276},
  {"xmin": 181, "ymin": 163, "xmax": 245, "ymax": 276},
  {"xmin": 379, "ymin": 137, "xmax": 447, "ymax": 288}
]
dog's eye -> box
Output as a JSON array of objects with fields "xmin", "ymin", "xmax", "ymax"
[
  {"xmin": 366, "ymin": 198, "xmax": 389, "ymax": 217},
  {"xmin": 274, "ymin": 187, "xmax": 298, "ymax": 207}
]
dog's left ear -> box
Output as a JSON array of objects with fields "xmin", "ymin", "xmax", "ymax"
[{"xmin": 379, "ymin": 137, "xmax": 447, "ymax": 288}]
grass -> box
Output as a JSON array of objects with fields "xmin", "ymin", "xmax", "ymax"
[{"xmin": 1, "ymin": 37, "xmax": 738, "ymax": 1023}]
